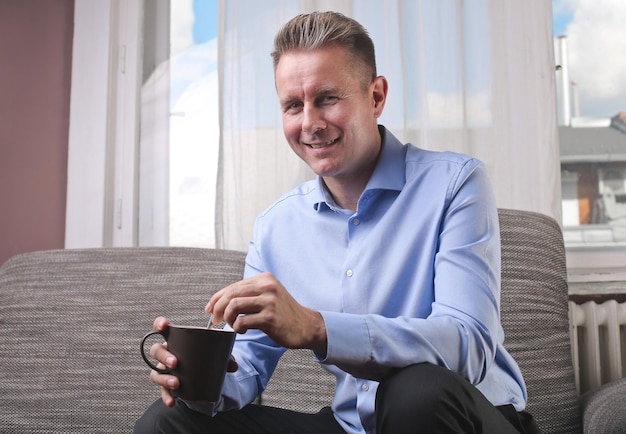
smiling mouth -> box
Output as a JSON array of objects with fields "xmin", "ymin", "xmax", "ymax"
[{"xmin": 305, "ymin": 138, "xmax": 339, "ymax": 149}]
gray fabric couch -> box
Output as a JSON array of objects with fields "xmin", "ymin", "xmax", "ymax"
[{"xmin": 0, "ymin": 209, "xmax": 624, "ymax": 433}]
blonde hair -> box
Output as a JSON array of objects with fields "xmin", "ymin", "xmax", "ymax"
[{"xmin": 271, "ymin": 11, "xmax": 377, "ymax": 86}]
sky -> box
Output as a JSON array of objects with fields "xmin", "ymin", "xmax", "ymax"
[
  {"xmin": 192, "ymin": 0, "xmax": 218, "ymax": 43},
  {"xmin": 552, "ymin": 0, "xmax": 626, "ymax": 119}
]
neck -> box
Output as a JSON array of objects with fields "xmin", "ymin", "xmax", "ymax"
[
  {"xmin": 322, "ymin": 127, "xmax": 384, "ymax": 212},
  {"xmin": 323, "ymin": 177, "xmax": 366, "ymax": 212}
]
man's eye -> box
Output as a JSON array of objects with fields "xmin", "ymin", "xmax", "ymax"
[
  {"xmin": 285, "ymin": 102, "xmax": 303, "ymax": 112},
  {"xmin": 320, "ymin": 96, "xmax": 338, "ymax": 104}
]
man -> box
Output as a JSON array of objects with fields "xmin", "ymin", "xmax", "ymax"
[{"xmin": 135, "ymin": 11, "xmax": 538, "ymax": 434}]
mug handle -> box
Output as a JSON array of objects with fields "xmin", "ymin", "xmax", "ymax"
[{"xmin": 140, "ymin": 329, "xmax": 170, "ymax": 374}]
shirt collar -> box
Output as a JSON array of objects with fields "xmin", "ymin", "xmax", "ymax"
[{"xmin": 311, "ymin": 125, "xmax": 406, "ymax": 212}]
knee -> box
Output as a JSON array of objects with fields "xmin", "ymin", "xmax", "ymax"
[
  {"xmin": 133, "ymin": 399, "xmax": 178, "ymax": 434},
  {"xmin": 134, "ymin": 400, "xmax": 160, "ymax": 434},
  {"xmin": 375, "ymin": 363, "xmax": 477, "ymax": 433},
  {"xmin": 377, "ymin": 363, "xmax": 470, "ymax": 411},
  {"xmin": 133, "ymin": 410, "xmax": 155, "ymax": 434}
]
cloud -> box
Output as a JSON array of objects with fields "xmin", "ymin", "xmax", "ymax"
[{"xmin": 561, "ymin": 0, "xmax": 626, "ymax": 116}]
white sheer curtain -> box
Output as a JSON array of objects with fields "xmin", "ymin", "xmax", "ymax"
[{"xmin": 216, "ymin": 0, "xmax": 560, "ymax": 252}]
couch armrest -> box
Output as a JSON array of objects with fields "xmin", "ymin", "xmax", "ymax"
[{"xmin": 581, "ymin": 377, "xmax": 626, "ymax": 433}]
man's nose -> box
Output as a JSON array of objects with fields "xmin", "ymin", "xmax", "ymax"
[{"xmin": 302, "ymin": 105, "xmax": 326, "ymax": 134}]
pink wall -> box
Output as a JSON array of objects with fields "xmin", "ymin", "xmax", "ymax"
[{"xmin": 0, "ymin": 0, "xmax": 74, "ymax": 266}]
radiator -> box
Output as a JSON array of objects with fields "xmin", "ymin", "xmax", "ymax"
[{"xmin": 569, "ymin": 300, "xmax": 626, "ymax": 394}]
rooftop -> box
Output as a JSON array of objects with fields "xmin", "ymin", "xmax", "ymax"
[{"xmin": 560, "ymin": 112, "xmax": 626, "ymax": 163}]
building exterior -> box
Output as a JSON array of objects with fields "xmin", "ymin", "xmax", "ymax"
[{"xmin": 561, "ymin": 113, "xmax": 626, "ymax": 245}]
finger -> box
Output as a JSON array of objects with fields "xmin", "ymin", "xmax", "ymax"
[
  {"xmin": 207, "ymin": 283, "xmax": 246, "ymax": 323},
  {"xmin": 205, "ymin": 286, "xmax": 227, "ymax": 313},
  {"xmin": 223, "ymin": 297, "xmax": 268, "ymax": 332},
  {"xmin": 153, "ymin": 316, "xmax": 170, "ymax": 331},
  {"xmin": 161, "ymin": 387, "xmax": 176, "ymax": 408},
  {"xmin": 150, "ymin": 343, "xmax": 177, "ymax": 369},
  {"xmin": 207, "ymin": 274, "xmax": 269, "ymax": 314},
  {"xmin": 151, "ymin": 370, "xmax": 178, "ymax": 408},
  {"xmin": 227, "ymin": 355, "xmax": 239, "ymax": 372},
  {"xmin": 210, "ymin": 276, "xmax": 272, "ymax": 324},
  {"xmin": 150, "ymin": 368, "xmax": 178, "ymax": 387},
  {"xmin": 205, "ymin": 285, "xmax": 234, "ymax": 321}
]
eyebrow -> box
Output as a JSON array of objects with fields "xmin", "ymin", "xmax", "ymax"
[
  {"xmin": 279, "ymin": 85, "xmax": 345, "ymax": 106},
  {"xmin": 314, "ymin": 85, "xmax": 341, "ymax": 95}
]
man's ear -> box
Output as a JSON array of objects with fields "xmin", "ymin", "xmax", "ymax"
[{"xmin": 371, "ymin": 76, "xmax": 388, "ymax": 118}]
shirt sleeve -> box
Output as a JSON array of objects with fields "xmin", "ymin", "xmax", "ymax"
[{"xmin": 318, "ymin": 161, "xmax": 502, "ymax": 385}]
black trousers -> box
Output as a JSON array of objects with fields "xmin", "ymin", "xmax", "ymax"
[{"xmin": 134, "ymin": 363, "xmax": 540, "ymax": 434}]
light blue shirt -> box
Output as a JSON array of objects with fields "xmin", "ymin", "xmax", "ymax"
[{"xmin": 204, "ymin": 126, "xmax": 527, "ymax": 434}]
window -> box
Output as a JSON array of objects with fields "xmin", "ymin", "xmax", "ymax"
[
  {"xmin": 554, "ymin": 1, "xmax": 626, "ymax": 250},
  {"xmin": 66, "ymin": 0, "xmax": 219, "ymax": 248},
  {"xmin": 70, "ymin": 0, "xmax": 622, "ymax": 274},
  {"xmin": 139, "ymin": 0, "xmax": 219, "ymax": 247}
]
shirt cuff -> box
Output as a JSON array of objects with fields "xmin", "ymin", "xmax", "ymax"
[{"xmin": 318, "ymin": 310, "xmax": 372, "ymax": 365}]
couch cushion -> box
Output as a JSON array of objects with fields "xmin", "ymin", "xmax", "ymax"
[
  {"xmin": 260, "ymin": 348, "xmax": 335, "ymax": 413},
  {"xmin": 0, "ymin": 247, "xmax": 245, "ymax": 433},
  {"xmin": 581, "ymin": 376, "xmax": 626, "ymax": 433}
]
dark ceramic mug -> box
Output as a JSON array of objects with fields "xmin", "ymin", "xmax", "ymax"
[{"xmin": 140, "ymin": 325, "xmax": 236, "ymax": 402}]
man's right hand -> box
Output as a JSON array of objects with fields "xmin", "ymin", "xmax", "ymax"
[{"xmin": 148, "ymin": 316, "xmax": 179, "ymax": 408}]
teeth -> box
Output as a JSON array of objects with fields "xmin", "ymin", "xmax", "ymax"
[{"xmin": 308, "ymin": 139, "xmax": 336, "ymax": 149}]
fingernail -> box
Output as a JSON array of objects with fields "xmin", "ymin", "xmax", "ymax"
[
  {"xmin": 166, "ymin": 356, "xmax": 175, "ymax": 367},
  {"xmin": 167, "ymin": 378, "xmax": 176, "ymax": 387}
]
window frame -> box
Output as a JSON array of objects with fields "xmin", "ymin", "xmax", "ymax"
[{"xmin": 66, "ymin": 0, "xmax": 142, "ymax": 248}]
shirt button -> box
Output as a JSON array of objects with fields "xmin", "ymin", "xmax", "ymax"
[
  {"xmin": 352, "ymin": 218, "xmax": 360, "ymax": 226},
  {"xmin": 346, "ymin": 269, "xmax": 353, "ymax": 277},
  {"xmin": 361, "ymin": 383, "xmax": 369, "ymax": 391}
]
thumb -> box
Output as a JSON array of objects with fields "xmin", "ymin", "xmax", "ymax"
[{"xmin": 227, "ymin": 355, "xmax": 238, "ymax": 372}]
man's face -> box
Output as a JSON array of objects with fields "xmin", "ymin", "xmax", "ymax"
[{"xmin": 275, "ymin": 45, "xmax": 387, "ymax": 187}]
